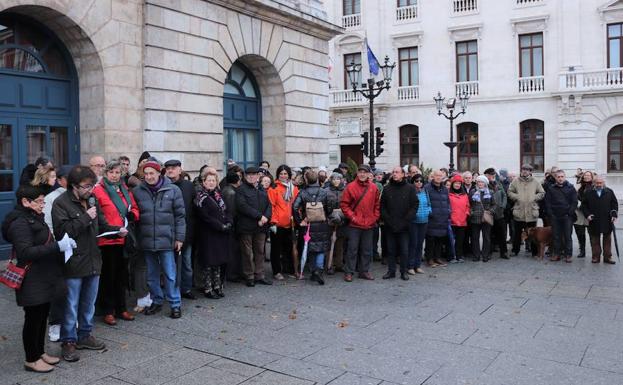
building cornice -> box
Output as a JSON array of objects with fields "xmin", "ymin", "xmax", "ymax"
[
  {"xmin": 208, "ymin": 0, "xmax": 343, "ymax": 40},
  {"xmin": 510, "ymin": 14, "xmax": 549, "ymax": 35}
]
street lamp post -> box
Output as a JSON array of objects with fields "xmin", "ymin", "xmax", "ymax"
[
  {"xmin": 433, "ymin": 92, "xmax": 469, "ymax": 174},
  {"xmin": 346, "ymin": 56, "xmax": 395, "ymax": 170}
]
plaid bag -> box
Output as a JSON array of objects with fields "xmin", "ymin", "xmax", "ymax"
[{"xmin": 0, "ymin": 250, "xmax": 30, "ymax": 290}]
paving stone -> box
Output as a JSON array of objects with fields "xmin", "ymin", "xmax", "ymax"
[
  {"xmin": 113, "ymin": 348, "xmax": 219, "ymax": 384},
  {"xmin": 209, "ymin": 358, "xmax": 265, "ymax": 377},
  {"xmin": 166, "ymin": 364, "xmax": 249, "ymax": 385},
  {"xmin": 20, "ymin": 357, "xmax": 124, "ymax": 385},
  {"xmin": 184, "ymin": 334, "xmax": 283, "ymax": 366},
  {"xmin": 240, "ymin": 370, "xmax": 315, "ymax": 385},
  {"xmin": 326, "ymin": 372, "xmax": 382, "ymax": 385},
  {"xmin": 264, "ymin": 356, "xmax": 345, "ymax": 384}
]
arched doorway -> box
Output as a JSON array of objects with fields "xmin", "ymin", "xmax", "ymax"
[
  {"xmin": 0, "ymin": 13, "xmax": 78, "ymax": 254},
  {"xmin": 223, "ymin": 61, "xmax": 261, "ymax": 171}
]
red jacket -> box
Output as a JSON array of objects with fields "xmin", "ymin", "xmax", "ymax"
[
  {"xmin": 93, "ymin": 180, "xmax": 139, "ymax": 247},
  {"xmin": 340, "ymin": 179, "xmax": 380, "ymax": 230},
  {"xmin": 449, "ymin": 191, "xmax": 470, "ymax": 227},
  {"xmin": 267, "ymin": 182, "xmax": 299, "ymax": 228}
]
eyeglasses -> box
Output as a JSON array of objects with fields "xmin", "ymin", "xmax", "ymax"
[
  {"xmin": 91, "ymin": 164, "xmax": 105, "ymax": 168},
  {"xmin": 77, "ymin": 184, "xmax": 94, "ymax": 190},
  {"xmin": 414, "ymin": 180, "xmax": 423, "ymax": 183},
  {"xmin": 29, "ymin": 198, "xmax": 45, "ymax": 205}
]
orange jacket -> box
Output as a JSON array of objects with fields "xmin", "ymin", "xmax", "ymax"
[{"xmin": 267, "ymin": 182, "xmax": 299, "ymax": 228}]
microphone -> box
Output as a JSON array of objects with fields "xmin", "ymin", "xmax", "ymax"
[{"xmin": 88, "ymin": 196, "xmax": 96, "ymax": 208}]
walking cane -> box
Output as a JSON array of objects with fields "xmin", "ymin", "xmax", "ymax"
[
  {"xmin": 327, "ymin": 226, "xmax": 337, "ymax": 272},
  {"xmin": 612, "ymin": 221, "xmax": 620, "ymax": 262}
]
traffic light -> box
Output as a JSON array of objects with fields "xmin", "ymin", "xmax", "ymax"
[
  {"xmin": 375, "ymin": 127, "xmax": 384, "ymax": 156},
  {"xmin": 361, "ymin": 132, "xmax": 369, "ymax": 157}
]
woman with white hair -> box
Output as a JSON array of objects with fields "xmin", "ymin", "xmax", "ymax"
[{"xmin": 469, "ymin": 175, "xmax": 497, "ymax": 262}]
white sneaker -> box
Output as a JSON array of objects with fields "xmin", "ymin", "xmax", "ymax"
[
  {"xmin": 48, "ymin": 324, "xmax": 60, "ymax": 342},
  {"xmin": 273, "ymin": 273, "xmax": 284, "ymax": 281},
  {"xmin": 137, "ymin": 293, "xmax": 152, "ymax": 308}
]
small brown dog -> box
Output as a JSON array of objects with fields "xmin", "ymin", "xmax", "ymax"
[{"xmin": 522, "ymin": 226, "xmax": 552, "ymax": 260}]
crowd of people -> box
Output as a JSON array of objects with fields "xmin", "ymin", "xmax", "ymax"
[{"xmin": 1, "ymin": 152, "xmax": 619, "ymax": 373}]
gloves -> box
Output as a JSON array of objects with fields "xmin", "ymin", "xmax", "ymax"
[
  {"xmin": 57, "ymin": 233, "xmax": 76, "ymax": 252},
  {"xmin": 222, "ymin": 223, "xmax": 233, "ymax": 232},
  {"xmin": 269, "ymin": 225, "xmax": 277, "ymax": 234}
]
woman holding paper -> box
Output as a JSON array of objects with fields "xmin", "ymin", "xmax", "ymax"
[
  {"xmin": 1, "ymin": 185, "xmax": 73, "ymax": 373},
  {"xmin": 93, "ymin": 160, "xmax": 140, "ymax": 325}
]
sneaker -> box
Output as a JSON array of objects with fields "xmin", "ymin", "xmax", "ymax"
[
  {"xmin": 449, "ymin": 258, "xmax": 459, "ymax": 264},
  {"xmin": 407, "ymin": 269, "xmax": 416, "ymax": 275},
  {"xmin": 61, "ymin": 342, "xmax": 80, "ymax": 362},
  {"xmin": 170, "ymin": 307, "xmax": 182, "ymax": 319},
  {"xmin": 457, "ymin": 257, "xmax": 465, "ymax": 263},
  {"xmin": 273, "ymin": 273, "xmax": 285, "ymax": 281},
  {"xmin": 76, "ymin": 335, "xmax": 106, "ymax": 350},
  {"xmin": 48, "ymin": 324, "xmax": 60, "ymax": 342}
]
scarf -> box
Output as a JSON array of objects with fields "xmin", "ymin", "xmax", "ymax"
[
  {"xmin": 147, "ymin": 177, "xmax": 164, "ymax": 194},
  {"xmin": 103, "ymin": 177, "xmax": 131, "ymax": 218},
  {"xmin": 196, "ymin": 187, "xmax": 226, "ymax": 214},
  {"xmin": 280, "ymin": 180, "xmax": 294, "ymax": 202},
  {"xmin": 472, "ymin": 188, "xmax": 491, "ymax": 202},
  {"xmin": 451, "ymin": 186, "xmax": 463, "ymax": 194}
]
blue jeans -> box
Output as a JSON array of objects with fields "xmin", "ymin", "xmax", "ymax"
[
  {"xmin": 314, "ymin": 253, "xmax": 325, "ymax": 270},
  {"xmin": 61, "ymin": 275, "xmax": 99, "ymax": 343},
  {"xmin": 408, "ymin": 223, "xmax": 427, "ymax": 269},
  {"xmin": 178, "ymin": 244, "xmax": 193, "ymax": 293},
  {"xmin": 144, "ymin": 250, "xmax": 181, "ymax": 308}
]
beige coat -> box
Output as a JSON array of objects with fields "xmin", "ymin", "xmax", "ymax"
[{"xmin": 507, "ymin": 176, "xmax": 545, "ymax": 222}]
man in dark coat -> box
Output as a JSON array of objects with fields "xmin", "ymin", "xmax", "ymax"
[
  {"xmin": 381, "ymin": 166, "xmax": 418, "ymax": 281},
  {"xmin": 133, "ymin": 161, "xmax": 186, "ymax": 319},
  {"xmin": 236, "ymin": 166, "xmax": 272, "ymax": 287},
  {"xmin": 582, "ymin": 175, "xmax": 619, "ymax": 264},
  {"xmin": 221, "ymin": 171, "xmax": 242, "ymax": 281},
  {"xmin": 544, "ymin": 169, "xmax": 578, "ymax": 262},
  {"xmin": 165, "ymin": 159, "xmax": 196, "ymax": 300},
  {"xmin": 424, "ymin": 170, "xmax": 451, "ymax": 267},
  {"xmin": 52, "ymin": 166, "xmax": 126, "ymax": 362}
]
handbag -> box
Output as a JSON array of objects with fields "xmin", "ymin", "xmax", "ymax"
[
  {"xmin": 0, "ymin": 250, "xmax": 30, "ymax": 290},
  {"xmin": 306, "ymin": 188, "xmax": 326, "ymax": 223},
  {"xmin": 482, "ymin": 207, "xmax": 494, "ymax": 226}
]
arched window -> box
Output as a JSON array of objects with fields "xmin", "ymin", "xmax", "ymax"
[
  {"xmin": 520, "ymin": 119, "xmax": 544, "ymax": 172},
  {"xmin": 399, "ymin": 124, "xmax": 419, "ymax": 166},
  {"xmin": 608, "ymin": 125, "xmax": 623, "ymax": 171},
  {"xmin": 457, "ymin": 122, "xmax": 478, "ymax": 172}
]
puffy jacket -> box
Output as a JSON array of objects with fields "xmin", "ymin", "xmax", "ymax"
[
  {"xmin": 293, "ymin": 184, "xmax": 331, "ymax": 252},
  {"xmin": 235, "ymin": 180, "xmax": 272, "ymax": 234},
  {"xmin": 133, "ymin": 177, "xmax": 186, "ymax": 251},
  {"xmin": 544, "ymin": 181, "xmax": 578, "ymax": 219},
  {"xmin": 582, "ymin": 187, "xmax": 619, "ymax": 235},
  {"xmin": 449, "ymin": 190, "xmax": 470, "ymax": 227},
  {"xmin": 93, "ymin": 180, "xmax": 139, "ymax": 247},
  {"xmin": 470, "ymin": 188, "xmax": 496, "ymax": 225},
  {"xmin": 51, "ymin": 190, "xmax": 120, "ymax": 278},
  {"xmin": 2, "ymin": 206, "xmax": 64, "ymax": 307},
  {"xmin": 381, "ymin": 179, "xmax": 418, "ymax": 233},
  {"xmin": 413, "ymin": 189, "xmax": 432, "ymax": 224},
  {"xmin": 424, "ymin": 183, "xmax": 450, "ymax": 236},
  {"xmin": 173, "ymin": 178, "xmax": 196, "ymax": 244},
  {"xmin": 340, "ymin": 178, "xmax": 380, "ymax": 230},
  {"xmin": 268, "ymin": 182, "xmax": 299, "ymax": 228},
  {"xmin": 507, "ymin": 176, "xmax": 544, "ymax": 222}
]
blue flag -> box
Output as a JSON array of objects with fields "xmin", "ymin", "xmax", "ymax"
[{"xmin": 366, "ymin": 39, "xmax": 380, "ymax": 76}]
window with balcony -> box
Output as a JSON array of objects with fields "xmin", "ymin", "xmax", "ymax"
[
  {"xmin": 342, "ymin": 0, "xmax": 361, "ymax": 28},
  {"xmin": 343, "ymin": 52, "xmax": 361, "ymax": 89},
  {"xmin": 453, "ymin": 0, "xmax": 478, "ymax": 14},
  {"xmin": 457, "ymin": 122, "xmax": 479, "ymax": 172},
  {"xmin": 456, "ymin": 40, "xmax": 478, "ymax": 96},
  {"xmin": 399, "ymin": 47, "xmax": 418, "ymax": 86},
  {"xmin": 520, "ymin": 119, "xmax": 544, "ymax": 172},
  {"xmin": 397, "ymin": 0, "xmax": 418, "ymax": 21},
  {"xmin": 608, "ymin": 23, "xmax": 623, "ymax": 68},
  {"xmin": 519, "ymin": 33, "xmax": 544, "ymax": 92},
  {"xmin": 608, "ymin": 125, "xmax": 623, "ymax": 171},
  {"xmin": 400, "ymin": 124, "xmax": 419, "ymax": 166}
]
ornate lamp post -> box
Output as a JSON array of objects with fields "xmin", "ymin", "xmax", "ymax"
[
  {"xmin": 433, "ymin": 91, "xmax": 469, "ymax": 174},
  {"xmin": 346, "ymin": 56, "xmax": 395, "ymax": 170}
]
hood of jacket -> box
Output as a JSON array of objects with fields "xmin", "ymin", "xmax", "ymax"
[{"xmin": 1, "ymin": 206, "xmax": 40, "ymax": 242}]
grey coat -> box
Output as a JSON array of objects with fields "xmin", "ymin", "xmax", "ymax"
[{"xmin": 133, "ymin": 177, "xmax": 186, "ymax": 251}]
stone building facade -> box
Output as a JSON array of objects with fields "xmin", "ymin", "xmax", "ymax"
[{"xmin": 325, "ymin": 0, "xmax": 623, "ymax": 186}]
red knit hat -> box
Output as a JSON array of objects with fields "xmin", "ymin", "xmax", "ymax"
[
  {"xmin": 143, "ymin": 160, "xmax": 161, "ymax": 173},
  {"xmin": 450, "ymin": 174, "xmax": 463, "ymax": 184}
]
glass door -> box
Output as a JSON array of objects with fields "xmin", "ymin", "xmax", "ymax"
[
  {"xmin": 18, "ymin": 117, "xmax": 74, "ymax": 170},
  {"xmin": 0, "ymin": 116, "xmax": 18, "ymax": 255}
]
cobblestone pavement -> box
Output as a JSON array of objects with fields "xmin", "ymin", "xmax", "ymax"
[{"xmin": 2, "ymin": 241, "xmax": 623, "ymax": 385}]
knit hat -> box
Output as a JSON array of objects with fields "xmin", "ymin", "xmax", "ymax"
[
  {"xmin": 476, "ymin": 175, "xmax": 489, "ymax": 185},
  {"xmin": 143, "ymin": 160, "xmax": 161, "ymax": 173},
  {"xmin": 450, "ymin": 174, "xmax": 463, "ymax": 184},
  {"xmin": 329, "ymin": 172, "xmax": 343, "ymax": 180}
]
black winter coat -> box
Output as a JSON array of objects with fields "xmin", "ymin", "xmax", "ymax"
[
  {"xmin": 173, "ymin": 178, "xmax": 196, "ymax": 244},
  {"xmin": 2, "ymin": 206, "xmax": 64, "ymax": 307},
  {"xmin": 425, "ymin": 182, "xmax": 451, "ymax": 237},
  {"xmin": 52, "ymin": 190, "xmax": 119, "ymax": 278},
  {"xmin": 544, "ymin": 181, "xmax": 578, "ymax": 219},
  {"xmin": 381, "ymin": 179, "xmax": 418, "ymax": 233},
  {"xmin": 582, "ymin": 187, "xmax": 619, "ymax": 235},
  {"xmin": 293, "ymin": 184, "xmax": 332, "ymax": 253},
  {"xmin": 221, "ymin": 184, "xmax": 238, "ymax": 220},
  {"xmin": 235, "ymin": 181, "xmax": 272, "ymax": 234},
  {"xmin": 325, "ymin": 184, "xmax": 347, "ymax": 237},
  {"xmin": 133, "ymin": 177, "xmax": 187, "ymax": 251},
  {"xmin": 195, "ymin": 189, "xmax": 232, "ymax": 267}
]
